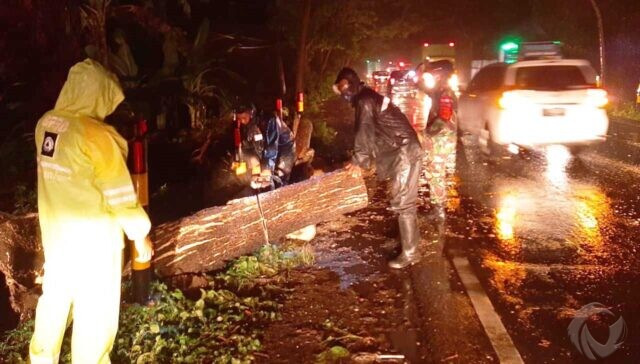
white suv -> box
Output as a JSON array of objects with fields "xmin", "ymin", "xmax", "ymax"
[{"xmin": 458, "ymin": 59, "xmax": 609, "ymax": 155}]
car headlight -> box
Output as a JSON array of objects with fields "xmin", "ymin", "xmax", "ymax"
[
  {"xmin": 422, "ymin": 73, "xmax": 436, "ymax": 89},
  {"xmin": 448, "ymin": 74, "xmax": 460, "ymax": 92}
]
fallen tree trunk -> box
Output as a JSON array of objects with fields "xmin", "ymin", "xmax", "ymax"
[
  {"xmin": 153, "ymin": 169, "xmax": 368, "ymax": 276},
  {"xmin": 0, "ymin": 169, "xmax": 368, "ymax": 318}
]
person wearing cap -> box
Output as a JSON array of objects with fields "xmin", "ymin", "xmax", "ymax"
[
  {"xmin": 333, "ymin": 67, "xmax": 424, "ymax": 269},
  {"xmin": 418, "ymin": 60, "xmax": 458, "ymax": 218},
  {"xmin": 29, "ymin": 59, "xmax": 153, "ymax": 363},
  {"xmin": 236, "ymin": 103, "xmax": 295, "ymax": 190}
]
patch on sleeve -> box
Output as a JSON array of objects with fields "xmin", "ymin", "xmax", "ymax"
[{"xmin": 41, "ymin": 131, "xmax": 58, "ymax": 157}]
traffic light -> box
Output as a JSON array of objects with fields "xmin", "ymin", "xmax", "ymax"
[
  {"xmin": 499, "ymin": 40, "xmax": 520, "ymax": 64},
  {"xmin": 500, "ymin": 41, "xmax": 519, "ymax": 52}
]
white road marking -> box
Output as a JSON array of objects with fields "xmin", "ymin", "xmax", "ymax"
[{"xmin": 451, "ymin": 255, "xmax": 525, "ymax": 364}]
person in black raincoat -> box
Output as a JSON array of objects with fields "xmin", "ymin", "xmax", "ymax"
[
  {"xmin": 333, "ymin": 67, "xmax": 424, "ymax": 269},
  {"xmin": 236, "ymin": 103, "xmax": 296, "ymax": 189}
]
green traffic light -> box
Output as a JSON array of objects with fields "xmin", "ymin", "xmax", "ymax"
[{"xmin": 501, "ymin": 42, "xmax": 519, "ymax": 51}]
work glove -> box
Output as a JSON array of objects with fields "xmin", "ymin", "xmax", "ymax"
[{"xmin": 250, "ymin": 169, "xmax": 273, "ymax": 189}]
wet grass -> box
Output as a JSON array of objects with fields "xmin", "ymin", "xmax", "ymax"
[{"xmin": 610, "ymin": 102, "xmax": 640, "ymax": 122}]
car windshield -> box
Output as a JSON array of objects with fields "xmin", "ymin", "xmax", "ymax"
[
  {"xmin": 514, "ymin": 66, "xmax": 593, "ymax": 90},
  {"xmin": 390, "ymin": 70, "xmax": 408, "ymax": 79}
]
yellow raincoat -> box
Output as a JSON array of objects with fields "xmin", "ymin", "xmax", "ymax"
[{"xmin": 29, "ymin": 59, "xmax": 150, "ymax": 364}]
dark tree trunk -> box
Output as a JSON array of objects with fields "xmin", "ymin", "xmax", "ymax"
[
  {"xmin": 320, "ymin": 49, "xmax": 333, "ymax": 76},
  {"xmin": 295, "ymin": 0, "xmax": 312, "ymax": 95}
]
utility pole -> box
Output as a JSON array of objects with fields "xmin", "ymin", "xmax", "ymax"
[{"xmin": 589, "ymin": 0, "xmax": 605, "ymax": 86}]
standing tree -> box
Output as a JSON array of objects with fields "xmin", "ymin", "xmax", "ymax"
[{"xmin": 295, "ymin": 0, "xmax": 311, "ymax": 97}]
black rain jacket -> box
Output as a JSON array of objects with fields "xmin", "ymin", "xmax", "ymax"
[{"xmin": 351, "ymin": 86, "xmax": 422, "ymax": 179}]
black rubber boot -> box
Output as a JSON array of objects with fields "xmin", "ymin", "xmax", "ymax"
[{"xmin": 388, "ymin": 214, "xmax": 421, "ymax": 269}]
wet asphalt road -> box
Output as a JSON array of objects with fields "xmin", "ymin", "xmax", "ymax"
[
  {"xmin": 258, "ymin": 96, "xmax": 640, "ymax": 363},
  {"xmin": 447, "ymin": 116, "xmax": 640, "ymax": 363},
  {"xmin": 367, "ymin": 92, "xmax": 639, "ymax": 362}
]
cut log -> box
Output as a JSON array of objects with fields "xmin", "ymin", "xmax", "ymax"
[
  {"xmin": 294, "ymin": 117, "xmax": 313, "ymax": 165},
  {"xmin": 153, "ymin": 169, "xmax": 368, "ymax": 276},
  {"xmin": 0, "ymin": 169, "xmax": 368, "ymax": 318}
]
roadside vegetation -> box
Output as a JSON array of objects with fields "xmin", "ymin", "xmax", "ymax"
[
  {"xmin": 0, "ymin": 244, "xmax": 314, "ymax": 363},
  {"xmin": 610, "ymin": 101, "xmax": 640, "ymax": 122}
]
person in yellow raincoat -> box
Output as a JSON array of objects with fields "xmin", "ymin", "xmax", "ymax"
[{"xmin": 29, "ymin": 59, "xmax": 153, "ymax": 363}]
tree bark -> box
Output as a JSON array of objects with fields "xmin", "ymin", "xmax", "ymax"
[
  {"xmin": 152, "ymin": 169, "xmax": 368, "ymax": 276},
  {"xmin": 294, "ymin": 0, "xmax": 312, "ymax": 95},
  {"xmin": 320, "ymin": 48, "xmax": 333, "ymax": 76},
  {"xmin": 0, "ymin": 170, "xmax": 368, "ymax": 317},
  {"xmin": 294, "ymin": 116, "xmax": 313, "ymax": 164}
]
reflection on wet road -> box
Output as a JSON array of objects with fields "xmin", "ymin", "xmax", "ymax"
[{"xmin": 451, "ymin": 117, "xmax": 640, "ymax": 362}]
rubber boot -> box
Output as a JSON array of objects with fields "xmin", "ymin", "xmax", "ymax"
[
  {"xmin": 428, "ymin": 203, "xmax": 445, "ymax": 221},
  {"xmin": 388, "ymin": 214, "xmax": 421, "ymax": 269}
]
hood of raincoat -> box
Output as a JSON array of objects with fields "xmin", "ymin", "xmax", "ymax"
[
  {"xmin": 333, "ymin": 67, "xmax": 363, "ymax": 103},
  {"xmin": 54, "ymin": 59, "xmax": 124, "ymax": 121}
]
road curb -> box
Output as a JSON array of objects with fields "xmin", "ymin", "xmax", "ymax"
[{"xmin": 451, "ymin": 255, "xmax": 524, "ymax": 364}]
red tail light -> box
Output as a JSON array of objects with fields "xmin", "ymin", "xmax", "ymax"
[{"xmin": 439, "ymin": 95, "xmax": 454, "ymax": 121}]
